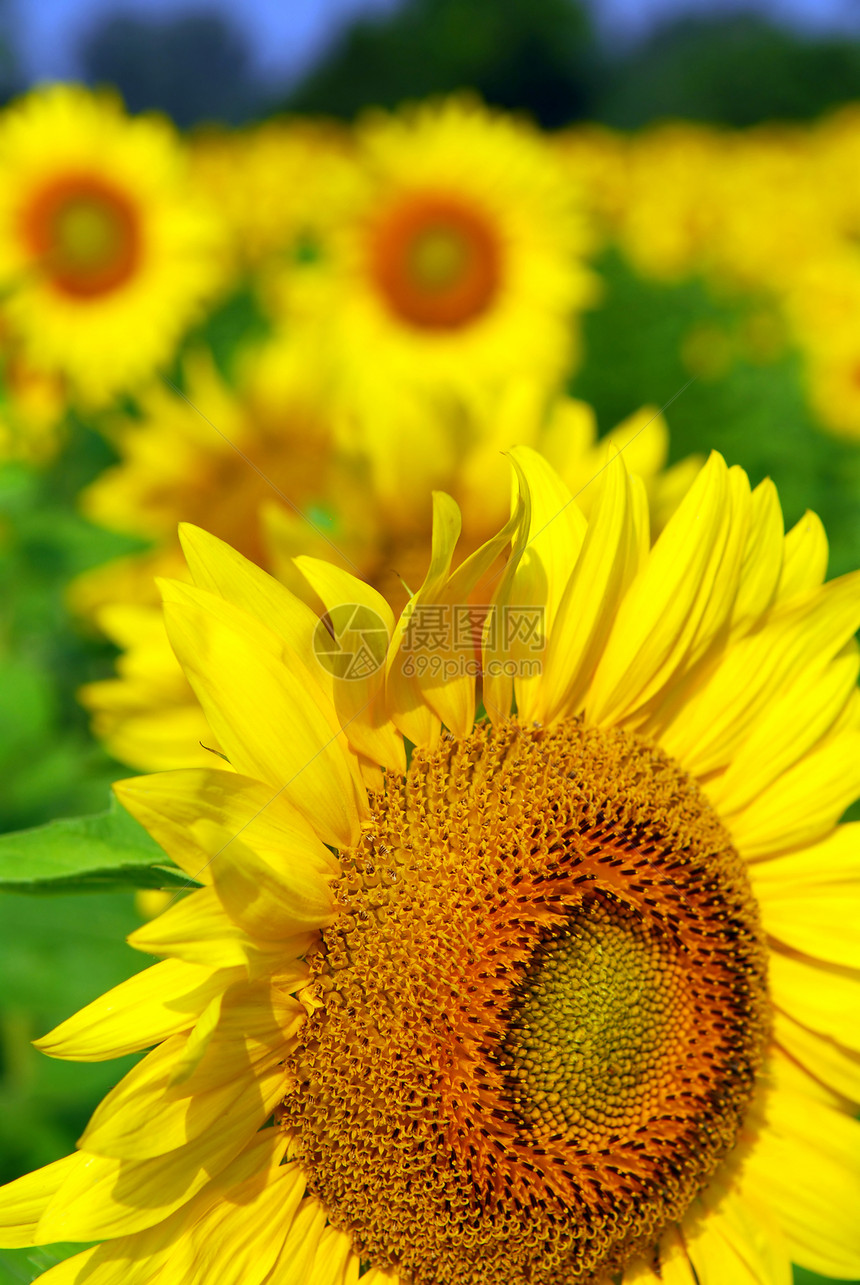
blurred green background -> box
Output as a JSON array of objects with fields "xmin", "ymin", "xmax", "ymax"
[{"xmin": 2, "ymin": 1, "xmax": 860, "ymax": 1282}]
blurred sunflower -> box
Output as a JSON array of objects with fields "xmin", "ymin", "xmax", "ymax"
[
  {"xmin": 0, "ymin": 84, "xmax": 225, "ymax": 404},
  {"xmin": 73, "ymin": 337, "xmax": 375, "ymax": 770},
  {"xmin": 2, "ymin": 447, "xmax": 859, "ymax": 1284},
  {"xmin": 268, "ymin": 95, "xmax": 596, "ymax": 404},
  {"xmin": 75, "ymin": 365, "xmax": 695, "ymax": 770},
  {"xmin": 189, "ymin": 117, "xmax": 352, "ymax": 274}
]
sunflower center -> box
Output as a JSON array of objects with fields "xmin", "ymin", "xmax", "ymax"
[
  {"xmin": 23, "ymin": 174, "xmax": 140, "ymax": 298},
  {"xmin": 369, "ymin": 191, "xmax": 500, "ymax": 329},
  {"xmin": 282, "ymin": 719, "xmax": 769, "ymax": 1285},
  {"xmin": 506, "ymin": 903, "xmax": 680, "ymax": 1143}
]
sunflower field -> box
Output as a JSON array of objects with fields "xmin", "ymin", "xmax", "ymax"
[{"xmin": 1, "ymin": 7, "xmax": 860, "ymax": 1285}]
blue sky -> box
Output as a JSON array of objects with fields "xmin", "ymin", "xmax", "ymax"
[
  {"xmin": 10, "ymin": 0, "xmax": 402, "ymax": 85},
  {"xmin": 11, "ymin": 0, "xmax": 860, "ymax": 87},
  {"xmin": 592, "ymin": 0, "xmax": 860, "ymax": 45}
]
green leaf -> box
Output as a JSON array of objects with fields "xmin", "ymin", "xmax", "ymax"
[
  {"xmin": 0, "ymin": 1244, "xmax": 94, "ymax": 1284},
  {"xmin": 0, "ymin": 798, "xmax": 193, "ymax": 893}
]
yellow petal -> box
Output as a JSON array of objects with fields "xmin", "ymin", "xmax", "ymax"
[
  {"xmin": 308, "ymin": 1224, "xmax": 359, "ymax": 1285},
  {"xmin": 267, "ymin": 1198, "xmax": 328, "ymax": 1285},
  {"xmin": 751, "ymin": 821, "xmax": 860, "ymax": 884},
  {"xmin": 729, "ymin": 477, "xmax": 784, "ymax": 634},
  {"xmin": 0, "ymin": 1154, "xmax": 79, "ymax": 1247},
  {"xmin": 623, "ymin": 1226, "xmax": 696, "ymax": 1284},
  {"xmin": 684, "ymin": 1187, "xmax": 791, "ymax": 1285},
  {"xmin": 117, "ymin": 769, "xmax": 339, "ymax": 947},
  {"xmin": 384, "ymin": 492, "xmax": 456, "ymax": 744},
  {"xmin": 161, "ymin": 589, "xmax": 364, "ymax": 845},
  {"xmin": 80, "ymin": 1002, "xmax": 296, "ymax": 1162},
  {"xmin": 34, "ymin": 1129, "xmax": 289, "ymax": 1284},
  {"xmin": 482, "ymin": 460, "xmax": 533, "ymax": 726},
  {"xmin": 603, "ymin": 405, "xmax": 669, "ymax": 485},
  {"xmin": 774, "ymin": 1009, "xmax": 860, "ymax": 1104},
  {"xmin": 37, "ymin": 1247, "xmax": 101, "ymax": 1284},
  {"xmin": 360, "ymin": 1270, "xmax": 401, "ymax": 1285},
  {"xmin": 755, "ymin": 880, "xmax": 860, "ymax": 969},
  {"xmin": 127, "ymin": 887, "xmax": 249, "ymax": 969},
  {"xmin": 431, "ymin": 483, "xmax": 532, "ymax": 731},
  {"xmin": 769, "ymin": 948, "xmax": 860, "ymax": 1052},
  {"xmin": 539, "ymin": 448, "xmax": 638, "ymax": 724},
  {"xmin": 776, "ymin": 509, "xmax": 828, "ymax": 601},
  {"xmin": 727, "ymin": 727, "xmax": 860, "ymax": 858},
  {"xmin": 167, "ymin": 1159, "xmax": 305, "ymax": 1285},
  {"xmin": 588, "ymin": 454, "xmax": 750, "ymax": 726},
  {"xmin": 741, "ymin": 1072, "xmax": 860, "ymax": 1278},
  {"xmin": 656, "ymin": 570, "xmax": 860, "ymax": 775},
  {"xmin": 35, "ymin": 959, "xmax": 241, "ymax": 1062},
  {"xmin": 499, "ymin": 445, "xmax": 587, "ymax": 724},
  {"xmin": 89, "ymin": 701, "xmax": 217, "ymax": 773},
  {"xmin": 209, "ymin": 834, "xmax": 336, "ymax": 945},
  {"xmin": 506, "ymin": 444, "xmax": 587, "ymax": 631},
  {"xmin": 38, "ymin": 1081, "xmax": 286, "ymax": 1240},
  {"xmin": 540, "ymin": 396, "xmax": 598, "ymax": 482},
  {"xmin": 293, "ymin": 556, "xmax": 404, "ymax": 774},
  {"xmin": 79, "ymin": 975, "xmax": 303, "ymax": 1159},
  {"xmin": 706, "ymin": 650, "xmax": 859, "ymax": 816},
  {"xmin": 116, "ymin": 768, "xmax": 337, "ymax": 882},
  {"xmin": 178, "ymin": 525, "xmax": 336, "ymax": 701}
]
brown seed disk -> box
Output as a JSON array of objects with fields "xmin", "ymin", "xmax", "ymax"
[
  {"xmin": 281, "ymin": 718, "xmax": 769, "ymax": 1285},
  {"xmin": 368, "ymin": 191, "xmax": 501, "ymax": 329}
]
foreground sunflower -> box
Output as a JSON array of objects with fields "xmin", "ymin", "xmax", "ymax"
[
  {"xmin": 0, "ymin": 84, "xmax": 224, "ymax": 404},
  {"xmin": 269, "ymin": 95, "xmax": 596, "ymax": 404},
  {"xmin": 4, "ymin": 447, "xmax": 860, "ymax": 1284}
]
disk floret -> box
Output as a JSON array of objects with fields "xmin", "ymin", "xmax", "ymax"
[{"xmin": 283, "ymin": 718, "xmax": 769, "ymax": 1285}]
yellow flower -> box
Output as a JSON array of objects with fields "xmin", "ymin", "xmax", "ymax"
[
  {"xmin": 75, "ymin": 364, "xmax": 694, "ymax": 770},
  {"xmin": 780, "ymin": 253, "xmax": 860, "ymax": 438},
  {"xmin": 4, "ymin": 447, "xmax": 860, "ymax": 1284},
  {"xmin": 0, "ymin": 84, "xmax": 225, "ymax": 404},
  {"xmin": 268, "ymin": 95, "xmax": 596, "ymax": 403},
  {"xmin": 189, "ymin": 117, "xmax": 351, "ymax": 273},
  {"xmin": 73, "ymin": 337, "xmax": 372, "ymax": 770}
]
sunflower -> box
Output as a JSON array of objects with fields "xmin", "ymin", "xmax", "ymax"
[
  {"xmin": 73, "ymin": 337, "xmax": 376, "ymax": 770},
  {"xmin": 189, "ymin": 117, "xmax": 352, "ymax": 274},
  {"xmin": 4, "ymin": 445, "xmax": 859, "ymax": 1284},
  {"xmin": 75, "ymin": 371, "xmax": 695, "ymax": 770},
  {"xmin": 268, "ymin": 95, "xmax": 596, "ymax": 404},
  {"xmin": 0, "ymin": 84, "xmax": 225, "ymax": 404}
]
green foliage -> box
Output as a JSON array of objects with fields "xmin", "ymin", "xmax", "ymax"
[
  {"xmin": 0, "ymin": 796, "xmax": 190, "ymax": 894},
  {"xmin": 178, "ymin": 283, "xmax": 271, "ymax": 383},
  {"xmin": 794, "ymin": 1269, "xmax": 860, "ymax": 1285},
  {"xmin": 596, "ymin": 15, "xmax": 860, "ymax": 129},
  {"xmin": 285, "ymin": 0, "xmax": 596, "ymax": 126},
  {"xmin": 0, "ymin": 889, "xmax": 144, "ymax": 1184},
  {"xmin": 0, "ymin": 425, "xmax": 145, "ymax": 833},
  {"xmin": 0, "ymin": 1245, "xmax": 94, "ymax": 1284},
  {"xmin": 572, "ymin": 250, "xmax": 860, "ymax": 579},
  {"xmin": 286, "ymin": 0, "xmax": 860, "ymax": 132}
]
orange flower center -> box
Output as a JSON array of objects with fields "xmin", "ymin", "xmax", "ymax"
[
  {"xmin": 283, "ymin": 719, "xmax": 769, "ymax": 1285},
  {"xmin": 22, "ymin": 173, "xmax": 141, "ymax": 299},
  {"xmin": 369, "ymin": 192, "xmax": 501, "ymax": 329}
]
